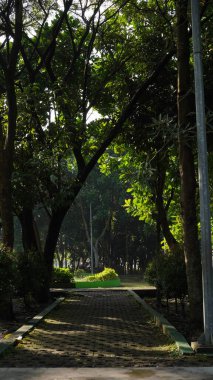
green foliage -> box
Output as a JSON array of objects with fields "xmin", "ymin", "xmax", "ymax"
[
  {"xmin": 144, "ymin": 259, "xmax": 159, "ymax": 287},
  {"xmin": 51, "ymin": 267, "xmax": 75, "ymax": 288},
  {"xmin": 0, "ymin": 245, "xmax": 16, "ymax": 298},
  {"xmin": 74, "ymin": 269, "xmax": 89, "ymax": 278},
  {"xmin": 86, "ymin": 267, "xmax": 119, "ymax": 282},
  {"xmin": 144, "ymin": 253, "xmax": 187, "ymax": 301}
]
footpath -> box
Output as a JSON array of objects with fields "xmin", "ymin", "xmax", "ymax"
[{"xmin": 0, "ymin": 290, "xmax": 213, "ymax": 379}]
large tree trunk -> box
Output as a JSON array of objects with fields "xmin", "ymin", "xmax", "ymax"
[
  {"xmin": 0, "ymin": 1, "xmax": 23, "ymax": 249},
  {"xmin": 0, "ymin": 153, "xmax": 14, "ymax": 248},
  {"xmin": 17, "ymin": 204, "xmax": 69, "ymax": 301},
  {"xmin": 0, "ymin": 78, "xmax": 17, "ymax": 249},
  {"xmin": 18, "ymin": 207, "xmax": 41, "ymax": 252},
  {"xmin": 43, "ymin": 206, "xmax": 70, "ymax": 298},
  {"xmin": 0, "ymin": 79, "xmax": 18, "ymax": 317},
  {"xmin": 176, "ymin": 0, "xmax": 203, "ymax": 327}
]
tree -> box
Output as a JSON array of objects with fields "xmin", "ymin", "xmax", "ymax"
[
  {"xmin": 176, "ymin": 0, "xmax": 203, "ymax": 327},
  {"xmin": 7, "ymin": 0, "xmax": 173, "ymax": 299},
  {"xmin": 94, "ymin": 0, "xmax": 212, "ymax": 327},
  {"xmin": 0, "ymin": 0, "xmax": 23, "ymax": 248}
]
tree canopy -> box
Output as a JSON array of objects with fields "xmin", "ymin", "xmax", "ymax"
[{"xmin": 0, "ymin": 0, "xmax": 213, "ymax": 327}]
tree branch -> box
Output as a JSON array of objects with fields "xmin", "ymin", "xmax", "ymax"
[{"xmin": 79, "ymin": 47, "xmax": 175, "ymax": 184}]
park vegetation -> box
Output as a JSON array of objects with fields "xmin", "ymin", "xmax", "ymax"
[{"xmin": 0, "ymin": 0, "xmax": 213, "ymax": 330}]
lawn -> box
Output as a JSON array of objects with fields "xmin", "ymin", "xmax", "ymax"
[{"xmin": 74, "ymin": 274, "xmax": 155, "ymax": 289}]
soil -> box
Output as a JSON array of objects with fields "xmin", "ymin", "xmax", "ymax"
[
  {"xmin": 145, "ymin": 297, "xmax": 201, "ymax": 343},
  {"xmin": 0, "ymin": 297, "xmax": 51, "ymax": 340}
]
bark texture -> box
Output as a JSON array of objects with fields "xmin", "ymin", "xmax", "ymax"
[
  {"xmin": 176, "ymin": 0, "xmax": 203, "ymax": 327},
  {"xmin": 0, "ymin": 0, "xmax": 23, "ymax": 249}
]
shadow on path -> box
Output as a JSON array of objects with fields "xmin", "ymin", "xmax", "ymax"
[{"xmin": 0, "ymin": 290, "xmax": 187, "ymax": 367}]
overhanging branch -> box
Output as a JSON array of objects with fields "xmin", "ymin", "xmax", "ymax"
[{"xmin": 79, "ymin": 47, "xmax": 175, "ymax": 183}]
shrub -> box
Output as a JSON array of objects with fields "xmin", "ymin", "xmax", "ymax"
[
  {"xmin": 51, "ymin": 267, "xmax": 75, "ymax": 288},
  {"xmin": 87, "ymin": 268, "xmax": 119, "ymax": 282},
  {"xmin": 86, "ymin": 275, "xmax": 96, "ymax": 282},
  {"xmin": 74, "ymin": 269, "xmax": 89, "ymax": 278},
  {"xmin": 144, "ymin": 253, "xmax": 187, "ymax": 302},
  {"xmin": 0, "ymin": 245, "xmax": 17, "ymax": 320},
  {"xmin": 0, "ymin": 245, "xmax": 16, "ymax": 296},
  {"xmin": 16, "ymin": 250, "xmax": 48, "ymax": 304}
]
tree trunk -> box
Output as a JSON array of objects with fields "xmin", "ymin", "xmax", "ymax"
[
  {"xmin": 79, "ymin": 200, "xmax": 112, "ymax": 269},
  {"xmin": 176, "ymin": 0, "xmax": 203, "ymax": 327},
  {"xmin": 0, "ymin": 296, "xmax": 14, "ymax": 321},
  {"xmin": 0, "ymin": 155, "xmax": 14, "ymax": 249},
  {"xmin": 18, "ymin": 207, "xmax": 40, "ymax": 252},
  {"xmin": 43, "ymin": 206, "xmax": 69, "ymax": 297},
  {"xmin": 0, "ymin": 1, "xmax": 23, "ymax": 249},
  {"xmin": 94, "ymin": 242, "xmax": 99, "ymax": 268},
  {"xmin": 155, "ymin": 158, "xmax": 181, "ymax": 254},
  {"xmin": 0, "ymin": 77, "xmax": 17, "ymax": 249}
]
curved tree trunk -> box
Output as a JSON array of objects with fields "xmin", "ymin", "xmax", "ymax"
[{"xmin": 43, "ymin": 206, "xmax": 70, "ymax": 298}]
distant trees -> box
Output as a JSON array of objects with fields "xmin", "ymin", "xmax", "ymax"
[{"xmin": 44, "ymin": 168, "xmax": 156, "ymax": 274}]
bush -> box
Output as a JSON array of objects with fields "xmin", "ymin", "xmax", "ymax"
[
  {"xmin": 51, "ymin": 267, "xmax": 75, "ymax": 288},
  {"xmin": 144, "ymin": 253, "xmax": 187, "ymax": 302},
  {"xmin": 87, "ymin": 267, "xmax": 119, "ymax": 282},
  {"xmin": 0, "ymin": 245, "xmax": 17, "ymax": 320},
  {"xmin": 16, "ymin": 250, "xmax": 48, "ymax": 304},
  {"xmin": 74, "ymin": 269, "xmax": 89, "ymax": 278},
  {"xmin": 0, "ymin": 245, "xmax": 16, "ymax": 296}
]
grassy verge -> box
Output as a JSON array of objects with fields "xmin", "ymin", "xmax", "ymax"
[
  {"xmin": 75, "ymin": 278, "xmax": 121, "ymax": 288},
  {"xmin": 74, "ymin": 274, "xmax": 155, "ymax": 289}
]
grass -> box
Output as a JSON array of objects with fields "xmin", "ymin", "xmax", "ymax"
[
  {"xmin": 75, "ymin": 278, "xmax": 121, "ymax": 288},
  {"xmin": 73, "ymin": 274, "xmax": 155, "ymax": 289}
]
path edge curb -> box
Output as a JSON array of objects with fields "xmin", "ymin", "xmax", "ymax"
[
  {"xmin": 128, "ymin": 289, "xmax": 194, "ymax": 356},
  {"xmin": 0, "ymin": 297, "xmax": 64, "ymax": 357}
]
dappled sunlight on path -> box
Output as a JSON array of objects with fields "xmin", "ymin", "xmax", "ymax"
[{"xmin": 0, "ymin": 290, "xmax": 179, "ymax": 367}]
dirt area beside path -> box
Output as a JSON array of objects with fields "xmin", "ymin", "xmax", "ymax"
[{"xmin": 0, "ymin": 297, "xmax": 52, "ymax": 340}]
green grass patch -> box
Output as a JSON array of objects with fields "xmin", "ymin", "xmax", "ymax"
[
  {"xmin": 75, "ymin": 278, "xmax": 121, "ymax": 288},
  {"xmin": 74, "ymin": 268, "xmax": 120, "ymax": 288}
]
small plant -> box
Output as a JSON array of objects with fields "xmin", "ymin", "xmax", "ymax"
[
  {"xmin": 86, "ymin": 267, "xmax": 119, "ymax": 282},
  {"xmin": 51, "ymin": 267, "xmax": 75, "ymax": 288}
]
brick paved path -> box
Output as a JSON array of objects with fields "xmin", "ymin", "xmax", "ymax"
[{"xmin": 0, "ymin": 290, "xmax": 178, "ymax": 367}]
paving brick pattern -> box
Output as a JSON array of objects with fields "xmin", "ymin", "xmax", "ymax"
[{"xmin": 0, "ymin": 290, "xmax": 178, "ymax": 367}]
